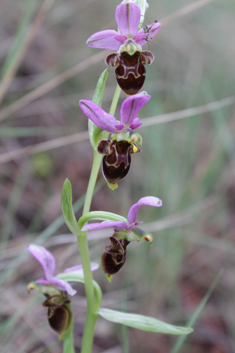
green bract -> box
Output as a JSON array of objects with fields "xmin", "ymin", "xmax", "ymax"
[
  {"xmin": 99, "ymin": 308, "xmax": 193, "ymax": 335},
  {"xmin": 61, "ymin": 179, "xmax": 80, "ymax": 236},
  {"xmin": 89, "ymin": 69, "xmax": 109, "ymax": 149}
]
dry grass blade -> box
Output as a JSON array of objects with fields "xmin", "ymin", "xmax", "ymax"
[
  {"xmin": 0, "ymin": 196, "xmax": 215, "ymax": 260},
  {"xmin": 0, "ymin": 50, "xmax": 108, "ymax": 122},
  {"xmin": 0, "ymin": 0, "xmax": 55, "ymax": 105},
  {"xmin": 0, "ymin": 96, "xmax": 233, "ymax": 164},
  {"xmin": 144, "ymin": 196, "xmax": 215, "ymax": 232},
  {"xmin": 160, "ymin": 0, "xmax": 215, "ymax": 26},
  {"xmin": 143, "ymin": 96, "xmax": 235, "ymax": 127},
  {"xmin": 0, "ymin": 130, "xmax": 89, "ymax": 164},
  {"xmin": 0, "ymin": 0, "xmax": 215, "ymax": 122}
]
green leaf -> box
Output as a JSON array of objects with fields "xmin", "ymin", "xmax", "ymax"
[
  {"xmin": 78, "ymin": 211, "xmax": 128, "ymax": 230},
  {"xmin": 170, "ymin": 271, "xmax": 222, "ymax": 353},
  {"xmin": 89, "ymin": 69, "xmax": 109, "ymax": 149},
  {"xmin": 98, "ymin": 308, "xmax": 193, "ymax": 335},
  {"xmin": 61, "ymin": 179, "xmax": 81, "ymax": 236},
  {"xmin": 92, "ymin": 68, "xmax": 108, "ymax": 107}
]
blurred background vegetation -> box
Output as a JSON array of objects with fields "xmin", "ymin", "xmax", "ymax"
[{"xmin": 0, "ymin": 0, "xmax": 235, "ymax": 352}]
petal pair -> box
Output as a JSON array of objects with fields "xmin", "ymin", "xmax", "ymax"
[
  {"xmin": 81, "ymin": 196, "xmax": 162, "ymax": 232},
  {"xmin": 86, "ymin": 2, "xmax": 161, "ymax": 51},
  {"xmin": 79, "ymin": 91, "xmax": 151, "ymax": 134},
  {"xmin": 28, "ymin": 244, "xmax": 99, "ymax": 296}
]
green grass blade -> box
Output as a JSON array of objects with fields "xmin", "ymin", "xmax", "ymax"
[
  {"xmin": 0, "ymin": 0, "xmax": 36, "ymax": 103},
  {"xmin": 0, "ymin": 0, "xmax": 36, "ymax": 79},
  {"xmin": 170, "ymin": 271, "xmax": 223, "ymax": 353},
  {"xmin": 0, "ymin": 180, "xmax": 103, "ymax": 287},
  {"xmin": 1, "ymin": 163, "xmax": 30, "ymax": 244},
  {"xmin": 0, "ymin": 127, "xmax": 70, "ymax": 137}
]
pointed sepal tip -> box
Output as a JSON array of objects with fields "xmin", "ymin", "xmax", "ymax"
[
  {"xmin": 107, "ymin": 182, "xmax": 118, "ymax": 190},
  {"xmin": 106, "ymin": 274, "xmax": 113, "ymax": 283}
]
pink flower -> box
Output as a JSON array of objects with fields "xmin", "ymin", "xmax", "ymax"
[
  {"xmin": 81, "ymin": 196, "xmax": 163, "ymax": 276},
  {"xmin": 79, "ymin": 91, "xmax": 150, "ymax": 134},
  {"xmin": 28, "ymin": 245, "xmax": 99, "ymax": 296},
  {"xmin": 86, "ymin": 1, "xmax": 161, "ymax": 95},
  {"xmin": 81, "ymin": 196, "xmax": 163, "ymax": 233}
]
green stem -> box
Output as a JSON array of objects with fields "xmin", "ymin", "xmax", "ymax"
[
  {"xmin": 78, "ymin": 235, "xmax": 99, "ymax": 353},
  {"xmin": 78, "ymin": 84, "xmax": 121, "ymax": 353},
  {"xmin": 82, "ymin": 85, "xmax": 121, "ymax": 215},
  {"xmin": 82, "ymin": 150, "xmax": 104, "ymax": 216},
  {"xmin": 109, "ymin": 84, "xmax": 121, "ymax": 116}
]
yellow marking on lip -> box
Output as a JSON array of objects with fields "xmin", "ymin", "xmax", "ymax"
[
  {"xmin": 107, "ymin": 181, "xmax": 118, "ymax": 190},
  {"xmin": 132, "ymin": 143, "xmax": 138, "ymax": 153},
  {"xmin": 106, "ymin": 274, "xmax": 113, "ymax": 282}
]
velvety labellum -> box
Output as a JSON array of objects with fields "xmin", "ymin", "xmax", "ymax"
[
  {"xmin": 97, "ymin": 139, "xmax": 141, "ymax": 184},
  {"xmin": 101, "ymin": 236, "xmax": 130, "ymax": 275},
  {"xmin": 116, "ymin": 52, "xmax": 145, "ymax": 95},
  {"xmin": 43, "ymin": 294, "xmax": 72, "ymax": 335},
  {"xmin": 106, "ymin": 49, "xmax": 154, "ymax": 95}
]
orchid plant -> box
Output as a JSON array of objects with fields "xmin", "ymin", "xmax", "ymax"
[{"xmin": 27, "ymin": 1, "xmax": 193, "ymax": 352}]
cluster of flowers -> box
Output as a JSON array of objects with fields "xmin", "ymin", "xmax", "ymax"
[
  {"xmin": 27, "ymin": 0, "xmax": 162, "ymax": 334},
  {"xmin": 78, "ymin": 0, "xmax": 162, "ymax": 278},
  {"xmin": 80, "ymin": 0, "xmax": 161, "ymax": 188}
]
